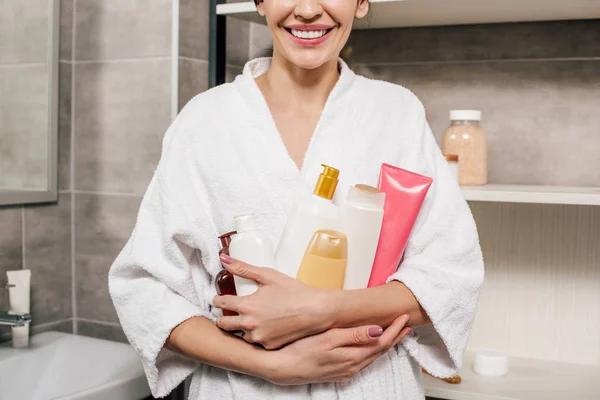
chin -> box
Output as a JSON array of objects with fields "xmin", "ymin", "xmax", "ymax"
[{"xmin": 285, "ymin": 50, "xmax": 338, "ymax": 70}]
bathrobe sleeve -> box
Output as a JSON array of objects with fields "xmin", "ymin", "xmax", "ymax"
[
  {"xmin": 389, "ymin": 107, "xmax": 485, "ymax": 378},
  {"xmin": 108, "ymin": 101, "xmax": 217, "ymax": 398}
]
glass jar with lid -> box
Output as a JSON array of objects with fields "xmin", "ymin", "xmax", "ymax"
[{"xmin": 442, "ymin": 110, "xmax": 488, "ymax": 185}]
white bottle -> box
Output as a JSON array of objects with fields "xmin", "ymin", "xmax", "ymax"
[
  {"xmin": 275, "ymin": 164, "xmax": 341, "ymax": 279},
  {"xmin": 229, "ymin": 214, "xmax": 275, "ymax": 296},
  {"xmin": 341, "ymin": 185, "xmax": 385, "ymax": 290}
]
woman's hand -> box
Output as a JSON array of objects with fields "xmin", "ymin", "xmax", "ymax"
[
  {"xmin": 213, "ymin": 255, "xmax": 332, "ymax": 349},
  {"xmin": 264, "ymin": 314, "xmax": 412, "ymax": 385}
]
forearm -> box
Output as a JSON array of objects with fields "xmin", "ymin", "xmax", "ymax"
[
  {"xmin": 325, "ymin": 281, "xmax": 430, "ymax": 330},
  {"xmin": 165, "ymin": 316, "xmax": 273, "ymax": 381}
]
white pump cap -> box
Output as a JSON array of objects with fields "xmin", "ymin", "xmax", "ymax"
[
  {"xmin": 234, "ymin": 214, "xmax": 257, "ymax": 233},
  {"xmin": 450, "ymin": 110, "xmax": 482, "ymax": 121}
]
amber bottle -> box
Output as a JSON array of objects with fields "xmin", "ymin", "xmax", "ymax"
[{"xmin": 215, "ymin": 231, "xmax": 238, "ymax": 316}]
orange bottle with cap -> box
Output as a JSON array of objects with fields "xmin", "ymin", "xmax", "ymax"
[
  {"xmin": 296, "ymin": 229, "xmax": 348, "ymax": 290},
  {"xmin": 275, "ymin": 164, "xmax": 342, "ymax": 280}
]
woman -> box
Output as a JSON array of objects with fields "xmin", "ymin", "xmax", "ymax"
[{"xmin": 109, "ymin": 0, "xmax": 484, "ymax": 398}]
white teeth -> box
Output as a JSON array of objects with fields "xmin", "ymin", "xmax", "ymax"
[{"xmin": 290, "ymin": 29, "xmax": 328, "ymax": 39}]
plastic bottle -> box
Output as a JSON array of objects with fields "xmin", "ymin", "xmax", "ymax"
[
  {"xmin": 296, "ymin": 230, "xmax": 348, "ymax": 290},
  {"xmin": 275, "ymin": 164, "xmax": 341, "ymax": 279},
  {"xmin": 229, "ymin": 214, "xmax": 275, "ymax": 296},
  {"xmin": 341, "ymin": 184, "xmax": 385, "ymax": 290},
  {"xmin": 215, "ymin": 231, "xmax": 238, "ymax": 316}
]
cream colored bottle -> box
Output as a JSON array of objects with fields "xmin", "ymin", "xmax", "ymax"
[
  {"xmin": 296, "ymin": 230, "xmax": 348, "ymax": 290},
  {"xmin": 275, "ymin": 165, "xmax": 341, "ymax": 280},
  {"xmin": 442, "ymin": 110, "xmax": 488, "ymax": 185}
]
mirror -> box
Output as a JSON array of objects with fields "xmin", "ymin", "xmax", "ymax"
[{"xmin": 0, "ymin": 0, "xmax": 59, "ymax": 205}]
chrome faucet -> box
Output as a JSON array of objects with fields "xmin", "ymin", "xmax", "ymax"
[{"xmin": 0, "ymin": 284, "xmax": 31, "ymax": 327}]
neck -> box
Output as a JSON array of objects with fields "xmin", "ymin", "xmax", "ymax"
[{"xmin": 262, "ymin": 52, "xmax": 340, "ymax": 108}]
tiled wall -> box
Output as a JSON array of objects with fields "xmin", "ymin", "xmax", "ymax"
[
  {"xmin": 0, "ymin": 0, "xmax": 50, "ymax": 190},
  {"xmin": 346, "ymin": 19, "xmax": 600, "ymax": 186},
  {"xmin": 345, "ymin": 20, "xmax": 600, "ymax": 365},
  {"xmin": 66, "ymin": 0, "xmax": 173, "ymax": 341},
  {"xmin": 0, "ymin": 0, "xmax": 268, "ymax": 343},
  {"xmin": 178, "ymin": 0, "xmax": 271, "ymax": 109},
  {"xmin": 0, "ymin": 0, "xmax": 173, "ymax": 342},
  {"xmin": 0, "ymin": 1, "xmax": 74, "ymax": 339}
]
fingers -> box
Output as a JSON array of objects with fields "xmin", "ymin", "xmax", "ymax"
[
  {"xmin": 212, "ymin": 294, "xmax": 244, "ymax": 313},
  {"xmin": 219, "ymin": 254, "xmax": 272, "ymax": 285},
  {"xmin": 215, "ymin": 315, "xmax": 247, "ymax": 332},
  {"xmin": 378, "ymin": 314, "xmax": 410, "ymax": 346},
  {"xmin": 326, "ymin": 325, "xmax": 384, "ymax": 347},
  {"xmin": 392, "ymin": 326, "xmax": 413, "ymax": 347}
]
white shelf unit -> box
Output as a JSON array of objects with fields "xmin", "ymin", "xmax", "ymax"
[
  {"xmin": 216, "ymin": 0, "xmax": 600, "ymax": 29},
  {"xmin": 461, "ymin": 185, "xmax": 600, "ymax": 206},
  {"xmin": 423, "ymin": 353, "xmax": 600, "ymax": 400}
]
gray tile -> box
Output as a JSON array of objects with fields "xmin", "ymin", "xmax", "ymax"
[
  {"xmin": 178, "ymin": 58, "xmax": 208, "ymax": 110},
  {"xmin": 353, "ymin": 60, "xmax": 600, "ymax": 186},
  {"xmin": 24, "ymin": 194, "xmax": 72, "ymax": 325},
  {"xmin": 226, "ymin": 65, "xmax": 243, "ymax": 83},
  {"xmin": 179, "ymin": 0, "xmax": 209, "ymax": 60},
  {"xmin": 345, "ymin": 19, "xmax": 600, "ymax": 65},
  {"xmin": 0, "ymin": 65, "xmax": 50, "ymax": 190},
  {"xmin": 249, "ymin": 22, "xmax": 272, "ymax": 59},
  {"xmin": 74, "ymin": 0, "xmax": 172, "ymax": 61},
  {"xmin": 75, "ymin": 193, "xmax": 141, "ymax": 323},
  {"xmin": 227, "ymin": 18, "xmax": 250, "ymax": 67},
  {"xmin": 60, "ymin": 0, "xmax": 74, "ymax": 61},
  {"xmin": 59, "ymin": 62, "xmax": 72, "ymax": 190},
  {"xmin": 0, "ymin": 207, "xmax": 23, "ymax": 310},
  {"xmin": 77, "ymin": 320, "xmax": 128, "ymax": 343},
  {"xmin": 31, "ymin": 319, "xmax": 74, "ymax": 335},
  {"xmin": 73, "ymin": 59, "xmax": 171, "ymax": 193},
  {"xmin": 0, "ymin": 0, "xmax": 50, "ymax": 64}
]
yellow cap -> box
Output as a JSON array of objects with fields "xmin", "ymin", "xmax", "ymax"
[{"xmin": 313, "ymin": 164, "xmax": 340, "ymax": 200}]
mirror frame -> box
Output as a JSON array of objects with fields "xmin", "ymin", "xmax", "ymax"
[{"xmin": 0, "ymin": 0, "xmax": 59, "ymax": 206}]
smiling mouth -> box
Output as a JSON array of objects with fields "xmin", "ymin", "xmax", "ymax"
[{"xmin": 284, "ymin": 27, "xmax": 334, "ymax": 40}]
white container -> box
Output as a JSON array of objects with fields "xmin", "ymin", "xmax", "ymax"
[
  {"xmin": 275, "ymin": 165, "xmax": 341, "ymax": 280},
  {"xmin": 7, "ymin": 269, "xmax": 31, "ymax": 348},
  {"xmin": 473, "ymin": 349, "xmax": 509, "ymax": 377},
  {"xmin": 341, "ymin": 185, "xmax": 385, "ymax": 290},
  {"xmin": 229, "ymin": 214, "xmax": 275, "ymax": 296}
]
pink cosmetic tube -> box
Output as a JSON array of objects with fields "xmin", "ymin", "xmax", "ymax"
[{"xmin": 367, "ymin": 163, "xmax": 433, "ymax": 288}]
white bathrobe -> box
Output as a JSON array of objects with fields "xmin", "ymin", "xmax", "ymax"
[{"xmin": 109, "ymin": 58, "xmax": 484, "ymax": 400}]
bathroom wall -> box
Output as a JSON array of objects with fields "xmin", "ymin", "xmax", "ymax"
[
  {"xmin": 178, "ymin": 0, "xmax": 272, "ymax": 109},
  {"xmin": 0, "ymin": 0, "xmax": 73, "ymax": 340},
  {"xmin": 0, "ymin": 0, "xmax": 262, "ymax": 344},
  {"xmin": 344, "ymin": 19, "xmax": 600, "ymax": 366}
]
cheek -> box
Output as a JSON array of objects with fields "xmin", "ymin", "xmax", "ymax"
[
  {"xmin": 262, "ymin": 1, "xmax": 295, "ymax": 27},
  {"xmin": 324, "ymin": 0, "xmax": 360, "ymax": 25}
]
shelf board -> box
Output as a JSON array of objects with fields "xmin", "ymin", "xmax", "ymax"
[
  {"xmin": 462, "ymin": 185, "xmax": 600, "ymax": 206},
  {"xmin": 216, "ymin": 0, "xmax": 600, "ymax": 29},
  {"xmin": 423, "ymin": 353, "xmax": 600, "ymax": 400}
]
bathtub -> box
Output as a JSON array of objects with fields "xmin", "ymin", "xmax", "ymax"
[{"xmin": 0, "ymin": 331, "xmax": 150, "ymax": 400}]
